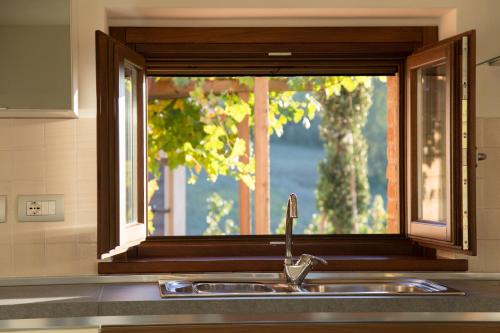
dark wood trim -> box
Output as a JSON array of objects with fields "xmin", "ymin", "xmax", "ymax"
[
  {"xmin": 117, "ymin": 27, "xmax": 435, "ymax": 44},
  {"xmin": 96, "ymin": 31, "xmax": 148, "ymax": 258},
  {"xmin": 110, "ymin": 26, "xmax": 438, "ymax": 77},
  {"xmin": 95, "ymin": 26, "xmax": 475, "ymax": 273},
  {"xmin": 137, "ymin": 236, "xmax": 422, "ymax": 258},
  {"xmin": 98, "ymin": 255, "xmax": 467, "ymax": 274},
  {"xmin": 96, "ymin": 31, "xmax": 115, "ymax": 256},
  {"xmin": 100, "ymin": 323, "xmax": 500, "ymax": 333}
]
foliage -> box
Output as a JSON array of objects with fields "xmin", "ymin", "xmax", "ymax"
[
  {"xmin": 148, "ymin": 78, "xmax": 255, "ymax": 188},
  {"xmin": 363, "ymin": 78, "xmax": 388, "ymax": 203},
  {"xmin": 147, "ymin": 179, "xmax": 158, "ymax": 235},
  {"xmin": 203, "ymin": 192, "xmax": 239, "ymax": 236},
  {"xmin": 148, "ymin": 76, "xmax": 388, "ymax": 235},
  {"xmin": 303, "ymin": 77, "xmax": 377, "ymax": 233},
  {"xmin": 361, "ymin": 194, "xmax": 388, "ymax": 234}
]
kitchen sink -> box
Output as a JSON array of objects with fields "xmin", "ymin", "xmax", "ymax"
[
  {"xmin": 159, "ymin": 277, "xmax": 464, "ymax": 298},
  {"xmin": 194, "ymin": 282, "xmax": 276, "ymax": 294}
]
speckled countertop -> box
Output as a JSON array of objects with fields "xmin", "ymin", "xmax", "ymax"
[{"xmin": 2, "ymin": 278, "xmax": 500, "ymax": 321}]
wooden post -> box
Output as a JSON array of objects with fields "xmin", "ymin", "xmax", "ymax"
[
  {"xmin": 386, "ymin": 75, "xmax": 400, "ymax": 234},
  {"xmin": 237, "ymin": 97, "xmax": 251, "ymax": 234},
  {"xmin": 254, "ymin": 77, "xmax": 270, "ymax": 235}
]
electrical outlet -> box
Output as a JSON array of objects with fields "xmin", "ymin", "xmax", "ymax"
[
  {"xmin": 26, "ymin": 201, "xmax": 42, "ymax": 216},
  {"xmin": 17, "ymin": 195, "xmax": 64, "ymax": 222}
]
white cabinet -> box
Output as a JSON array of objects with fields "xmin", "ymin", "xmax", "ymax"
[{"xmin": 0, "ymin": 0, "xmax": 78, "ymax": 118}]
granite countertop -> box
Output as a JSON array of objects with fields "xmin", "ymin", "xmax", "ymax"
[{"xmin": 2, "ymin": 279, "xmax": 500, "ymax": 321}]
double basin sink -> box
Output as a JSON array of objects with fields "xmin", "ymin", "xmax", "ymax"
[{"xmin": 159, "ymin": 275, "xmax": 464, "ymax": 297}]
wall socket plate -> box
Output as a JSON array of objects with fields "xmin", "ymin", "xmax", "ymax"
[
  {"xmin": 0, "ymin": 196, "xmax": 6, "ymax": 223},
  {"xmin": 17, "ymin": 195, "xmax": 64, "ymax": 222}
]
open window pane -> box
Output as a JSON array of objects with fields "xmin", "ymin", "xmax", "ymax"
[
  {"xmin": 120, "ymin": 63, "xmax": 139, "ymax": 225},
  {"xmin": 416, "ymin": 64, "xmax": 448, "ymax": 223},
  {"xmin": 147, "ymin": 76, "xmax": 397, "ymax": 236}
]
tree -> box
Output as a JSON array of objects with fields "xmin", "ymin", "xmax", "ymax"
[
  {"xmin": 306, "ymin": 77, "xmax": 373, "ymax": 233},
  {"xmin": 203, "ymin": 192, "xmax": 239, "ymax": 236}
]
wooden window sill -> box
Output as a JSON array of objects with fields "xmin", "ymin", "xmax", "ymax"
[{"xmin": 98, "ymin": 255, "xmax": 467, "ymax": 274}]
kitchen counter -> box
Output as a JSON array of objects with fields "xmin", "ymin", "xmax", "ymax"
[{"xmin": 2, "ymin": 273, "xmax": 500, "ymax": 329}]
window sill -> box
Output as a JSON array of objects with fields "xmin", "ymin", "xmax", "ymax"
[{"xmin": 98, "ymin": 255, "xmax": 467, "ymax": 274}]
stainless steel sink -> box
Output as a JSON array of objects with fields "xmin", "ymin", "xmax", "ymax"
[
  {"xmin": 194, "ymin": 282, "xmax": 276, "ymax": 294},
  {"xmin": 159, "ymin": 277, "xmax": 464, "ymax": 298},
  {"xmin": 300, "ymin": 279, "xmax": 450, "ymax": 295}
]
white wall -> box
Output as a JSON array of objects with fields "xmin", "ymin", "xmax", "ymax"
[{"xmin": 0, "ymin": 0, "xmax": 499, "ymax": 276}]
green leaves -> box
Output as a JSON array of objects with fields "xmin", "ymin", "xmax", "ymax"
[{"xmin": 148, "ymin": 78, "xmax": 255, "ymax": 188}]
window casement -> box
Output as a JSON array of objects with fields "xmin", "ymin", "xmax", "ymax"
[{"xmin": 95, "ymin": 27, "xmax": 476, "ymax": 274}]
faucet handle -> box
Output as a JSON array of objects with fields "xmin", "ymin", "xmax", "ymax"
[{"xmin": 297, "ymin": 254, "xmax": 328, "ymax": 266}]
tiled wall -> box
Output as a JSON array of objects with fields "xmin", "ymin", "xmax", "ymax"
[
  {"xmin": 460, "ymin": 118, "xmax": 500, "ymax": 271},
  {"xmin": 0, "ymin": 116, "xmax": 498, "ymax": 276},
  {"xmin": 0, "ymin": 118, "xmax": 97, "ymax": 277}
]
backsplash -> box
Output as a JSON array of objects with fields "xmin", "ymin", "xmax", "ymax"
[
  {"xmin": 0, "ymin": 118, "xmax": 97, "ymax": 276},
  {"xmin": 0, "ymin": 116, "xmax": 499, "ymax": 275}
]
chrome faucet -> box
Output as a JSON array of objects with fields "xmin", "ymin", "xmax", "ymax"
[{"xmin": 283, "ymin": 193, "xmax": 327, "ymax": 285}]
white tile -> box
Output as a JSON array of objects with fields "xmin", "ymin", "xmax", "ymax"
[
  {"xmin": 476, "ymin": 118, "xmax": 485, "ymax": 148},
  {"xmin": 483, "ymin": 118, "xmax": 500, "ymax": 148},
  {"xmin": 44, "ymin": 243, "xmax": 78, "ymax": 276},
  {"xmin": 44, "ymin": 149, "xmax": 78, "ymax": 180},
  {"xmin": 12, "ymin": 243, "xmax": 45, "ymax": 276},
  {"xmin": 0, "ymin": 151, "xmax": 13, "ymax": 181},
  {"xmin": 76, "ymin": 210, "xmax": 97, "ymax": 244},
  {"xmin": 77, "ymin": 149, "xmax": 97, "ymax": 181},
  {"xmin": 0, "ymin": 244, "xmax": 13, "ymax": 276},
  {"xmin": 45, "ymin": 119, "xmax": 77, "ymax": 150},
  {"xmin": 467, "ymin": 240, "xmax": 500, "ymax": 272},
  {"xmin": 75, "ymin": 243, "xmax": 98, "ymax": 275},
  {"xmin": 77, "ymin": 180, "xmax": 97, "ymax": 212},
  {"xmin": 12, "ymin": 120, "xmax": 44, "ymax": 149},
  {"xmin": 482, "ymin": 176, "xmax": 500, "ymax": 209},
  {"xmin": 13, "ymin": 150, "xmax": 45, "ymax": 181},
  {"xmin": 44, "ymin": 221, "xmax": 77, "ymax": 244},
  {"xmin": 11, "ymin": 180, "xmax": 45, "ymax": 196},
  {"xmin": 477, "ymin": 178, "xmax": 485, "ymax": 209},
  {"xmin": 0, "ymin": 222, "xmax": 12, "ymax": 244},
  {"xmin": 476, "ymin": 209, "xmax": 500, "ymax": 240},
  {"xmin": 12, "ymin": 222, "xmax": 45, "ymax": 244},
  {"xmin": 77, "ymin": 118, "xmax": 96, "ymax": 150},
  {"xmin": 46, "ymin": 179, "xmax": 78, "ymax": 216},
  {"xmin": 0, "ymin": 120, "xmax": 14, "ymax": 150}
]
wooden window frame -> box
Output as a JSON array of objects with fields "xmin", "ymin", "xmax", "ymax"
[
  {"xmin": 96, "ymin": 32, "xmax": 147, "ymax": 258},
  {"xmin": 405, "ymin": 31, "xmax": 477, "ymax": 254},
  {"xmin": 97, "ymin": 26, "xmax": 473, "ymax": 273}
]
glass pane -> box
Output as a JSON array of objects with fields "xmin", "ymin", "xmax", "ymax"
[
  {"xmin": 270, "ymin": 77, "xmax": 390, "ymax": 234},
  {"xmin": 416, "ymin": 64, "xmax": 448, "ymax": 222},
  {"xmin": 147, "ymin": 76, "xmax": 393, "ymax": 235},
  {"xmin": 120, "ymin": 63, "xmax": 138, "ymax": 225}
]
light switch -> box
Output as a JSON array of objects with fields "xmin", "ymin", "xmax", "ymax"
[
  {"xmin": 17, "ymin": 195, "xmax": 64, "ymax": 222},
  {"xmin": 0, "ymin": 196, "xmax": 6, "ymax": 223}
]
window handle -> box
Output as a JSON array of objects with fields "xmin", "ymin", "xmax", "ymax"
[{"xmin": 477, "ymin": 152, "xmax": 487, "ymax": 162}]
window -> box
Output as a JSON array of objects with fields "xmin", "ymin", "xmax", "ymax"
[
  {"xmin": 95, "ymin": 27, "xmax": 476, "ymax": 273},
  {"xmin": 147, "ymin": 75, "xmax": 396, "ymax": 236}
]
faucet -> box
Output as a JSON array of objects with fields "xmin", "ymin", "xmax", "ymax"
[{"xmin": 283, "ymin": 193, "xmax": 327, "ymax": 285}]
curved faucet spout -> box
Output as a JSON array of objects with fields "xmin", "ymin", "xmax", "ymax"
[
  {"xmin": 285, "ymin": 193, "xmax": 298, "ymax": 266},
  {"xmin": 282, "ymin": 193, "xmax": 327, "ymax": 285}
]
